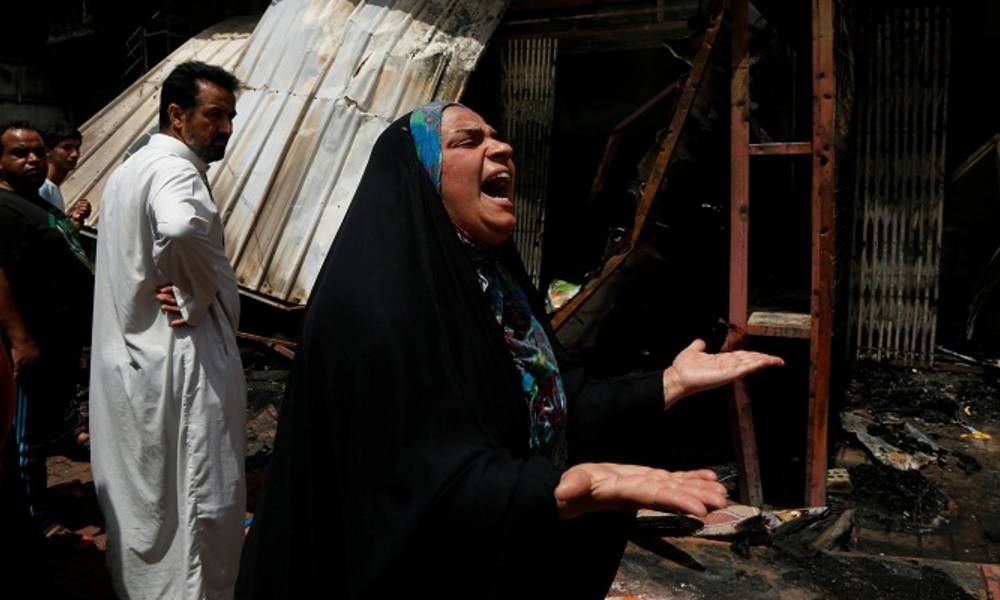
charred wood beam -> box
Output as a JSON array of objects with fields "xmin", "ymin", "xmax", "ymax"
[
  {"xmin": 506, "ymin": 7, "xmax": 676, "ymax": 26},
  {"xmin": 502, "ymin": 0, "xmax": 696, "ymax": 47},
  {"xmin": 726, "ymin": 0, "xmax": 763, "ymax": 508},
  {"xmin": 506, "ymin": 0, "xmax": 697, "ymax": 24},
  {"xmin": 807, "ymin": 0, "xmax": 835, "ymax": 507},
  {"xmin": 502, "ymin": 20, "xmax": 692, "ymax": 54},
  {"xmin": 550, "ymin": 0, "xmax": 723, "ymax": 331},
  {"xmin": 589, "ymin": 79, "xmax": 682, "ymax": 201},
  {"xmin": 237, "ymin": 331, "xmax": 297, "ymax": 360},
  {"xmin": 508, "ymin": 0, "xmax": 639, "ymax": 13}
]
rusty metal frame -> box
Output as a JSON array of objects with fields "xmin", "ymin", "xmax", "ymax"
[{"xmin": 551, "ymin": 0, "xmax": 724, "ymax": 331}]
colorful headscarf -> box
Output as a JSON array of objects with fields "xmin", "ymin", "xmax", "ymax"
[
  {"xmin": 408, "ymin": 101, "xmax": 567, "ymax": 450},
  {"xmin": 409, "ymin": 101, "xmax": 454, "ymax": 193}
]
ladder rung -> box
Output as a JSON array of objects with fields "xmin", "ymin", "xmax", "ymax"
[
  {"xmin": 746, "ymin": 311, "xmax": 812, "ymax": 338},
  {"xmin": 749, "ymin": 142, "xmax": 812, "ymax": 156}
]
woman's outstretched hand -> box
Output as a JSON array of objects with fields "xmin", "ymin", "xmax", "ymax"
[
  {"xmin": 555, "ymin": 463, "xmax": 728, "ymax": 521},
  {"xmin": 663, "ymin": 339, "xmax": 784, "ymax": 409}
]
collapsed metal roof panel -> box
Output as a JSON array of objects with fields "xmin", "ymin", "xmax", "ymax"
[{"xmin": 66, "ymin": 0, "xmax": 509, "ymax": 307}]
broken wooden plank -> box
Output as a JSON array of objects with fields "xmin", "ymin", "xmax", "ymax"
[
  {"xmin": 749, "ymin": 141, "xmax": 813, "ymax": 155},
  {"xmin": 747, "ymin": 310, "xmax": 812, "ymax": 339},
  {"xmin": 237, "ymin": 331, "xmax": 298, "ymax": 359}
]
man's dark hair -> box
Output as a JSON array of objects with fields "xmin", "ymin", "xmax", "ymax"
[
  {"xmin": 158, "ymin": 61, "xmax": 240, "ymax": 130},
  {"xmin": 0, "ymin": 120, "xmax": 40, "ymax": 153},
  {"xmin": 43, "ymin": 126, "xmax": 82, "ymax": 149}
]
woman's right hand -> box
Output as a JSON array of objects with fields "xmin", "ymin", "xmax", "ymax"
[{"xmin": 554, "ymin": 463, "xmax": 728, "ymax": 521}]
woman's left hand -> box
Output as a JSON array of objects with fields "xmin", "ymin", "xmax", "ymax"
[
  {"xmin": 555, "ymin": 463, "xmax": 728, "ymax": 521},
  {"xmin": 663, "ymin": 339, "xmax": 784, "ymax": 409}
]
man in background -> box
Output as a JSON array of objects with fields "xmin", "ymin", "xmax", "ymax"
[
  {"xmin": 38, "ymin": 127, "xmax": 91, "ymax": 229},
  {"xmin": 0, "ymin": 121, "xmax": 94, "ymax": 549},
  {"xmin": 90, "ymin": 61, "xmax": 247, "ymax": 599}
]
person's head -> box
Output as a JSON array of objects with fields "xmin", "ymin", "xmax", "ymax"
[
  {"xmin": 0, "ymin": 121, "xmax": 47, "ymax": 195},
  {"xmin": 423, "ymin": 104, "xmax": 516, "ymax": 246},
  {"xmin": 43, "ymin": 126, "xmax": 83, "ymax": 176},
  {"xmin": 159, "ymin": 60, "xmax": 240, "ymax": 163}
]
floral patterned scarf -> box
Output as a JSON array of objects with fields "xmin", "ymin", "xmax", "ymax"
[{"xmin": 409, "ymin": 102, "xmax": 567, "ymax": 450}]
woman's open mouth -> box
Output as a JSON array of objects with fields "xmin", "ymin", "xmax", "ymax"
[{"xmin": 481, "ymin": 171, "xmax": 512, "ymax": 204}]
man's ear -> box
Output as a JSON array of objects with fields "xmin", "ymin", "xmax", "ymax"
[{"xmin": 167, "ymin": 103, "xmax": 186, "ymax": 129}]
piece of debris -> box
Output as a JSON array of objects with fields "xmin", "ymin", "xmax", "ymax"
[
  {"xmin": 238, "ymin": 331, "xmax": 297, "ymax": 359},
  {"xmin": 760, "ymin": 507, "xmax": 830, "ymax": 531},
  {"xmin": 808, "ymin": 509, "xmax": 855, "ymax": 554},
  {"xmin": 937, "ymin": 345, "xmax": 1000, "ymax": 368},
  {"xmin": 730, "ymin": 535, "xmax": 753, "ymax": 559},
  {"xmin": 827, "ymin": 468, "xmax": 853, "ymax": 494},
  {"xmin": 545, "ymin": 279, "xmax": 581, "ymax": 313},
  {"xmin": 958, "ymin": 422, "xmax": 993, "ymax": 441},
  {"xmin": 841, "ymin": 410, "xmax": 943, "ymax": 470},
  {"xmin": 246, "ymin": 404, "xmax": 279, "ymax": 460},
  {"xmin": 633, "ymin": 510, "xmax": 704, "ymax": 537},
  {"xmin": 692, "ymin": 504, "xmax": 762, "ymax": 537},
  {"xmin": 769, "ymin": 508, "xmax": 837, "ymax": 559}
]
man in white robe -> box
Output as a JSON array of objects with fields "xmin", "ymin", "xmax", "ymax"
[{"xmin": 90, "ymin": 61, "xmax": 246, "ymax": 600}]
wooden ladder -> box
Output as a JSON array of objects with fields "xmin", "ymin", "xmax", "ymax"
[{"xmin": 727, "ymin": 0, "xmax": 835, "ymax": 507}]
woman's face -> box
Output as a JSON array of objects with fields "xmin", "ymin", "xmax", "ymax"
[{"xmin": 440, "ymin": 106, "xmax": 516, "ymax": 245}]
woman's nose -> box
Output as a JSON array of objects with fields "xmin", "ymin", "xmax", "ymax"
[{"xmin": 487, "ymin": 138, "xmax": 513, "ymax": 160}]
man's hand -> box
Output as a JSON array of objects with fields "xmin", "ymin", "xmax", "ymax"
[
  {"xmin": 67, "ymin": 199, "xmax": 92, "ymax": 229},
  {"xmin": 663, "ymin": 339, "xmax": 784, "ymax": 409},
  {"xmin": 156, "ymin": 285, "xmax": 188, "ymax": 327},
  {"xmin": 555, "ymin": 463, "xmax": 728, "ymax": 521},
  {"xmin": 11, "ymin": 337, "xmax": 40, "ymax": 378}
]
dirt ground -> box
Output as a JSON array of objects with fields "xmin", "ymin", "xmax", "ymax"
[{"xmin": 25, "ymin": 351, "xmax": 1000, "ymax": 598}]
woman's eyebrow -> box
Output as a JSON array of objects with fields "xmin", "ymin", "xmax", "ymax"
[{"xmin": 444, "ymin": 126, "xmax": 498, "ymax": 137}]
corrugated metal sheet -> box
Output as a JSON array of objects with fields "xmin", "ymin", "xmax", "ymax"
[
  {"xmin": 63, "ymin": 17, "xmax": 256, "ymax": 221},
  {"xmin": 65, "ymin": 0, "xmax": 509, "ymax": 307},
  {"xmin": 502, "ymin": 37, "xmax": 557, "ymax": 288}
]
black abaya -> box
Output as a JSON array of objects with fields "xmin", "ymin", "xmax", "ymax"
[{"xmin": 236, "ymin": 114, "xmax": 665, "ymax": 599}]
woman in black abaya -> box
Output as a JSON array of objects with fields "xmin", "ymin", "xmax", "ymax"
[{"xmin": 236, "ymin": 102, "xmax": 782, "ymax": 599}]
